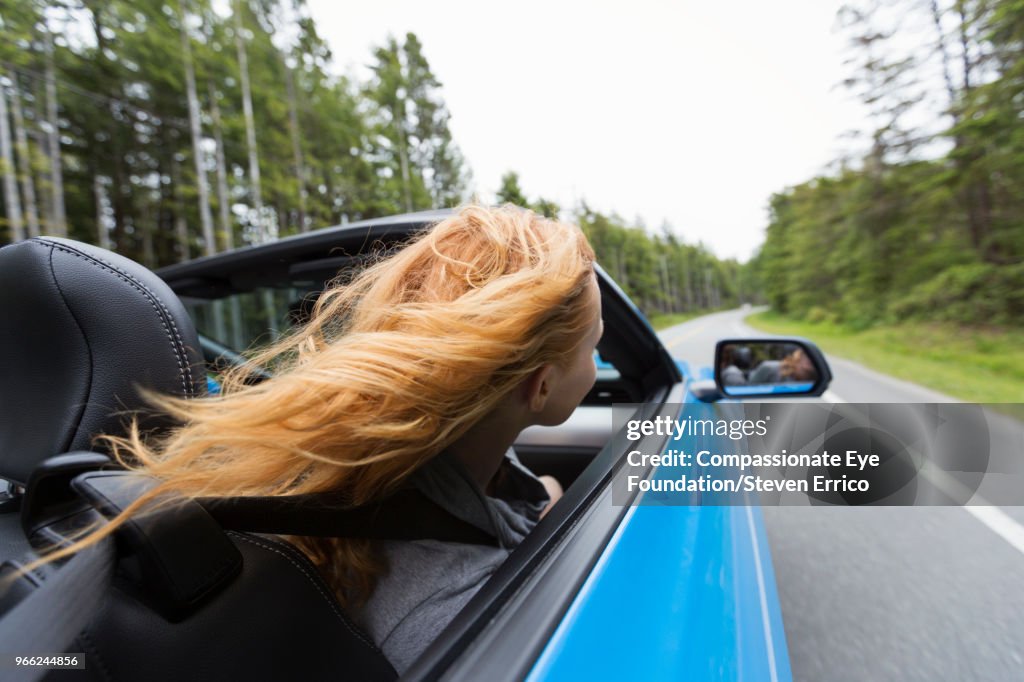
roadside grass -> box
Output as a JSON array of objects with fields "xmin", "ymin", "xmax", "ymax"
[
  {"xmin": 745, "ymin": 311, "xmax": 1024, "ymax": 403},
  {"xmin": 649, "ymin": 310, "xmax": 717, "ymax": 331}
]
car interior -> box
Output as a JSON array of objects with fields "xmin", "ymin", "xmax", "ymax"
[{"xmin": 0, "ymin": 226, "xmax": 680, "ymax": 680}]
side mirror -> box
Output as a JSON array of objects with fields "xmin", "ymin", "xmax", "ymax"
[{"xmin": 714, "ymin": 337, "xmax": 832, "ymax": 398}]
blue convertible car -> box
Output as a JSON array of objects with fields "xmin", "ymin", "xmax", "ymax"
[{"xmin": 0, "ymin": 209, "xmax": 830, "ymax": 681}]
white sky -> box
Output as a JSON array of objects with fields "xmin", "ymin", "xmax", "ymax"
[{"xmin": 306, "ymin": 0, "xmax": 870, "ymax": 262}]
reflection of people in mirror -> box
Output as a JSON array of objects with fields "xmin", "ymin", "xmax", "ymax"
[
  {"xmin": 748, "ymin": 359, "xmax": 781, "ymax": 384},
  {"xmin": 780, "ymin": 348, "xmax": 816, "ymax": 381},
  {"xmin": 748, "ymin": 348, "xmax": 816, "ymax": 384},
  {"xmin": 720, "ymin": 345, "xmax": 751, "ymax": 385}
]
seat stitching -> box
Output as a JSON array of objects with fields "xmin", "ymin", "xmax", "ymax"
[
  {"xmin": 72, "ymin": 249, "xmax": 198, "ymax": 391},
  {"xmin": 37, "ymin": 239, "xmax": 195, "ymax": 397},
  {"xmin": 30, "ymin": 240, "xmax": 195, "ymax": 398},
  {"xmin": 44, "ymin": 244, "xmax": 95, "ymax": 455},
  {"xmin": 226, "ymin": 531, "xmax": 381, "ymax": 653},
  {"xmin": 77, "ymin": 630, "xmax": 114, "ymax": 682}
]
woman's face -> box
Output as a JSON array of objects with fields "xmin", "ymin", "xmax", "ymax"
[{"xmin": 539, "ymin": 274, "xmax": 604, "ymax": 425}]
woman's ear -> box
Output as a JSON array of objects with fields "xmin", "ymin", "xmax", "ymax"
[{"xmin": 524, "ymin": 364, "xmax": 556, "ymax": 413}]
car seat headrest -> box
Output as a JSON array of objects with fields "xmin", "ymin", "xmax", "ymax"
[{"xmin": 0, "ymin": 237, "xmax": 205, "ymax": 486}]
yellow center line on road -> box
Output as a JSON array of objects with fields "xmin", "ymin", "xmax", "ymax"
[
  {"xmin": 658, "ymin": 309, "xmax": 744, "ymax": 350},
  {"xmin": 660, "ymin": 321, "xmax": 711, "ymax": 350}
]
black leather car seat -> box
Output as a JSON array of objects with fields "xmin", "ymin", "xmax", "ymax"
[
  {"xmin": 0, "ymin": 237, "xmax": 205, "ymax": 487},
  {"xmin": 0, "ymin": 237, "xmax": 396, "ymax": 681}
]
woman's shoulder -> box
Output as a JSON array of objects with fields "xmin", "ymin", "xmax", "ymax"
[
  {"xmin": 367, "ymin": 452, "xmax": 547, "ymax": 619},
  {"xmin": 350, "ymin": 448, "xmax": 550, "ymax": 672},
  {"xmin": 351, "ymin": 539, "xmax": 509, "ymax": 674},
  {"xmin": 410, "ymin": 448, "xmax": 549, "ymax": 547}
]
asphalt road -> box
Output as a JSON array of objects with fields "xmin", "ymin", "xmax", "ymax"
[{"xmin": 658, "ymin": 307, "xmax": 1024, "ymax": 682}]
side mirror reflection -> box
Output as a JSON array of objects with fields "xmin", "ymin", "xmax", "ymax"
[{"xmin": 714, "ymin": 338, "xmax": 832, "ymax": 398}]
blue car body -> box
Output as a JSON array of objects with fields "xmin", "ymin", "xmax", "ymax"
[{"xmin": 529, "ymin": 363, "xmax": 791, "ymax": 681}]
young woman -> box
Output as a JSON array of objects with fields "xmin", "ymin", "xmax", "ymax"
[{"xmin": 40, "ymin": 204, "xmax": 602, "ymax": 672}]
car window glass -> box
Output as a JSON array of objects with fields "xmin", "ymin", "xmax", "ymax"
[
  {"xmin": 183, "ymin": 286, "xmax": 313, "ymax": 352},
  {"xmin": 184, "ymin": 288, "xmax": 624, "ymax": 405}
]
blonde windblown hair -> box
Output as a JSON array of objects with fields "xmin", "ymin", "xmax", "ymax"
[{"xmin": 42, "ymin": 204, "xmax": 597, "ymax": 605}]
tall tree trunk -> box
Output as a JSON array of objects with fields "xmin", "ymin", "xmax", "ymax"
[
  {"xmin": 31, "ymin": 93, "xmax": 51, "ymax": 231},
  {"xmin": 171, "ymin": 157, "xmax": 190, "ymax": 262},
  {"xmin": 92, "ymin": 5, "xmax": 133, "ymax": 254},
  {"xmin": 957, "ymin": 0, "xmax": 995, "ymax": 260},
  {"xmin": 929, "ymin": 0, "xmax": 960, "ymax": 126},
  {"xmin": 93, "ymin": 173, "xmax": 111, "ymax": 249},
  {"xmin": 931, "ymin": 0, "xmax": 993, "ymax": 259},
  {"xmin": 234, "ymin": 1, "xmax": 277, "ymax": 335},
  {"xmin": 284, "ymin": 65, "xmax": 308, "ymax": 232},
  {"xmin": 930, "ymin": 0, "xmax": 977, "ymax": 249},
  {"xmin": 43, "ymin": 29, "xmax": 66, "ymax": 238},
  {"xmin": 209, "ymin": 85, "xmax": 234, "ymax": 251},
  {"xmin": 276, "ymin": 201, "xmax": 287, "ymax": 238},
  {"xmin": 179, "ymin": 1, "xmax": 216, "ymax": 257},
  {"xmin": 394, "ymin": 112, "xmax": 412, "ymax": 213},
  {"xmin": 8, "ymin": 71, "xmax": 39, "ymax": 237},
  {"xmin": 233, "ymin": 0, "xmax": 271, "ymax": 242},
  {"xmin": 658, "ymin": 255, "xmax": 672, "ymax": 314},
  {"xmin": 208, "ymin": 85, "xmax": 243, "ymax": 348},
  {"xmin": 957, "ymin": 1, "xmax": 972, "ymax": 91},
  {"xmin": 666, "ymin": 257, "xmax": 677, "ymax": 314},
  {"xmin": 141, "ymin": 204, "xmax": 156, "ymax": 268},
  {"xmin": 111, "ymin": 154, "xmax": 130, "ymax": 255},
  {"xmin": 683, "ymin": 264, "xmax": 694, "ymax": 311},
  {"xmin": 611, "ymin": 248, "xmax": 627, "ymax": 290},
  {"xmin": 0, "ymin": 79, "xmax": 25, "ymax": 242}
]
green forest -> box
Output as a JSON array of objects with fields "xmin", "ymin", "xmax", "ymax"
[
  {"xmin": 0, "ymin": 0, "xmax": 469, "ymax": 261},
  {"xmin": 494, "ymin": 170, "xmax": 743, "ymax": 318},
  {"xmin": 750, "ymin": 0, "xmax": 1024, "ymax": 329},
  {"xmin": 2, "ymin": 1, "xmax": 1021, "ymax": 333},
  {"xmin": 0, "ymin": 0, "xmax": 742, "ymax": 321}
]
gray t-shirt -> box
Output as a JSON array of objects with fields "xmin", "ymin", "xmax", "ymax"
[{"xmin": 348, "ymin": 448, "xmax": 549, "ymax": 674}]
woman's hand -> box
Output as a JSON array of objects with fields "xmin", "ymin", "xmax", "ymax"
[{"xmin": 538, "ymin": 475, "xmax": 564, "ymax": 518}]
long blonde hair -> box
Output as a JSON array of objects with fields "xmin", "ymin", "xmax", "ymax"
[{"xmin": 43, "ymin": 204, "xmax": 596, "ymax": 605}]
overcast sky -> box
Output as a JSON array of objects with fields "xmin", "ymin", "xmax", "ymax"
[{"xmin": 305, "ymin": 0, "xmax": 869, "ymax": 262}]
